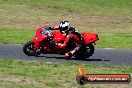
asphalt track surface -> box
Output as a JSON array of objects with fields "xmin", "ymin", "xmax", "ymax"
[{"xmin": 0, "ymin": 44, "xmax": 132, "ymax": 66}]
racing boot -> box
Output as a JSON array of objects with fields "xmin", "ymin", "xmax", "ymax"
[{"xmin": 64, "ymin": 52, "xmax": 72, "ymax": 60}]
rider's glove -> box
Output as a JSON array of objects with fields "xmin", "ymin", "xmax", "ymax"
[{"xmin": 48, "ymin": 25, "xmax": 53, "ymax": 30}]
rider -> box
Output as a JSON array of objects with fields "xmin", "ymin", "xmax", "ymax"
[{"xmin": 51, "ymin": 21, "xmax": 85, "ymax": 59}]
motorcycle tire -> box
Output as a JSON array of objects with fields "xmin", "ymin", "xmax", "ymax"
[
  {"xmin": 23, "ymin": 41, "xmax": 41, "ymax": 56},
  {"xmin": 74, "ymin": 44, "xmax": 95, "ymax": 59}
]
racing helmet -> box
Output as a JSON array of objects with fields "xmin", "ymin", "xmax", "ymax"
[{"xmin": 59, "ymin": 21, "xmax": 70, "ymax": 34}]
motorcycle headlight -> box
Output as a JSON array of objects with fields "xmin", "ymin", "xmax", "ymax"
[{"xmin": 35, "ymin": 36, "xmax": 38, "ymax": 40}]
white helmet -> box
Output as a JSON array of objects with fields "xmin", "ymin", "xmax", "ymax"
[{"xmin": 59, "ymin": 21, "xmax": 70, "ymax": 33}]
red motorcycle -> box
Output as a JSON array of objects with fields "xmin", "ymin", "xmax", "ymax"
[{"xmin": 23, "ymin": 26, "xmax": 99, "ymax": 59}]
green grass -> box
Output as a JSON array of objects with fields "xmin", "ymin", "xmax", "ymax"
[
  {"xmin": 1, "ymin": 28, "xmax": 132, "ymax": 49},
  {"xmin": 0, "ymin": 28, "xmax": 34, "ymax": 44},
  {"xmin": 97, "ymin": 33, "xmax": 132, "ymax": 49},
  {"xmin": 0, "ymin": 0, "xmax": 132, "ymax": 48},
  {"xmin": 0, "ymin": 1, "xmax": 132, "ymax": 88},
  {"xmin": 0, "ymin": 58, "xmax": 131, "ymax": 88},
  {"xmin": 0, "ymin": 0, "xmax": 132, "ymax": 29},
  {"xmin": 1, "ymin": 0, "xmax": 132, "ymax": 16}
]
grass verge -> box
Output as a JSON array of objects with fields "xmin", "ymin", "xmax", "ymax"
[
  {"xmin": 0, "ymin": 28, "xmax": 132, "ymax": 49},
  {"xmin": 1, "ymin": 0, "xmax": 132, "ymax": 16},
  {"xmin": 0, "ymin": 58, "xmax": 131, "ymax": 88},
  {"xmin": 0, "ymin": 0, "xmax": 132, "ymax": 49},
  {"xmin": 0, "ymin": 28, "xmax": 34, "ymax": 44}
]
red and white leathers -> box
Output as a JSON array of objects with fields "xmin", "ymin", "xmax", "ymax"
[
  {"xmin": 58, "ymin": 33, "xmax": 81, "ymax": 55},
  {"xmin": 52, "ymin": 26, "xmax": 84, "ymax": 57}
]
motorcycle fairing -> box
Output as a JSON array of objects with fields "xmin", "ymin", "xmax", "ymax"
[{"xmin": 83, "ymin": 32, "xmax": 99, "ymax": 45}]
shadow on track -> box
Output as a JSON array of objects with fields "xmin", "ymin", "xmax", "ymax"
[{"xmin": 39, "ymin": 56, "xmax": 111, "ymax": 62}]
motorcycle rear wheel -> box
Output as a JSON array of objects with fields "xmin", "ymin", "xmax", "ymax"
[
  {"xmin": 74, "ymin": 44, "xmax": 95, "ymax": 59},
  {"xmin": 23, "ymin": 41, "xmax": 41, "ymax": 56}
]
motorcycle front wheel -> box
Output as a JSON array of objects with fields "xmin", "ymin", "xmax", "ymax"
[{"xmin": 23, "ymin": 41, "xmax": 42, "ymax": 56}]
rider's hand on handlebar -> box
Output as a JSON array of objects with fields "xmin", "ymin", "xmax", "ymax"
[
  {"xmin": 48, "ymin": 25, "xmax": 54, "ymax": 30},
  {"xmin": 48, "ymin": 26, "xmax": 52, "ymax": 30}
]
